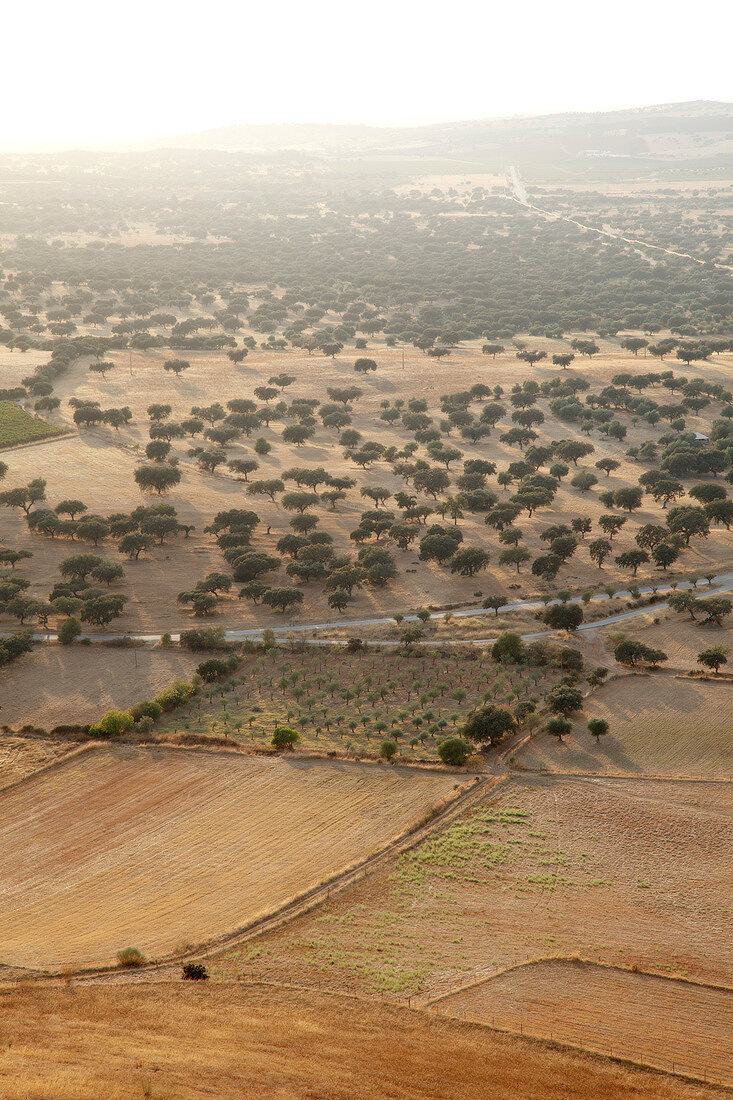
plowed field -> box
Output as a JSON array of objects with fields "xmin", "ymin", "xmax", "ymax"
[
  {"xmin": 0, "ymin": 744, "xmax": 460, "ymax": 969},
  {"xmin": 436, "ymin": 960, "xmax": 733, "ymax": 1085}
]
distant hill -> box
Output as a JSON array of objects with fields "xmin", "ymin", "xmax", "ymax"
[{"xmin": 158, "ymin": 102, "xmax": 733, "ymax": 162}]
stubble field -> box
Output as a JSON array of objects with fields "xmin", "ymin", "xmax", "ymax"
[
  {"xmin": 0, "ymin": 744, "xmax": 462, "ymax": 970},
  {"xmin": 0, "ymin": 983, "xmax": 719, "ymax": 1100},
  {"xmin": 434, "ymin": 959, "xmax": 733, "ymax": 1083},
  {"xmin": 514, "ymin": 673, "xmax": 733, "ymax": 777}
]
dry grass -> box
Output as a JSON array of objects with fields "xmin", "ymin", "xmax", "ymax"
[
  {"xmin": 0, "ymin": 735, "xmax": 74, "ymax": 789},
  {"xmin": 515, "ymin": 673, "xmax": 733, "ymax": 778},
  {"xmin": 0, "ymin": 744, "xmax": 459, "ymax": 970},
  {"xmin": 437, "ymin": 959, "xmax": 733, "ymax": 1084},
  {"xmin": 0, "ymin": 982, "xmax": 721, "ymax": 1100},
  {"xmin": 0, "ymin": 644, "xmax": 199, "ymax": 728},
  {"xmin": 1, "ymin": 339, "xmax": 730, "ymax": 640},
  {"xmin": 213, "ymin": 776, "xmax": 732, "ymax": 993}
]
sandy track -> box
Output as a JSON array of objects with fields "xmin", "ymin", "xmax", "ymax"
[
  {"xmin": 0, "ymin": 744, "xmax": 459, "ymax": 969},
  {"xmin": 433, "ymin": 959, "xmax": 733, "ymax": 1085}
]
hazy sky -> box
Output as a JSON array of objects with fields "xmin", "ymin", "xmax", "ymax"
[{"xmin": 5, "ymin": 0, "xmax": 731, "ymax": 148}]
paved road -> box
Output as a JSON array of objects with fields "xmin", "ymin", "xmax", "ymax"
[{"xmin": 15, "ymin": 572, "xmax": 733, "ymax": 647}]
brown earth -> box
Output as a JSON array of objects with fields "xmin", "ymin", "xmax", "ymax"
[
  {"xmin": 211, "ymin": 776, "xmax": 732, "ymax": 993},
  {"xmin": 434, "ymin": 959, "xmax": 733, "ymax": 1085},
  {"xmin": 0, "ymin": 982, "xmax": 719, "ymax": 1100},
  {"xmin": 0, "ymin": 743, "xmax": 461, "ymax": 969}
]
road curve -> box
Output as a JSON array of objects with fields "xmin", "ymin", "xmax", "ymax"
[{"xmin": 13, "ymin": 572, "xmax": 733, "ymax": 648}]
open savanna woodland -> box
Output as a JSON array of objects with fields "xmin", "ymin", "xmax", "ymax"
[{"xmin": 0, "ymin": 96, "xmax": 731, "ymax": 1098}]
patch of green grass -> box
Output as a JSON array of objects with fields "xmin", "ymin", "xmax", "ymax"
[{"xmin": 0, "ymin": 401, "xmax": 66, "ymax": 448}]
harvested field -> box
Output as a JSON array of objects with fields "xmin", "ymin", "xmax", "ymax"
[
  {"xmin": 0, "ymin": 643, "xmax": 199, "ymax": 729},
  {"xmin": 213, "ymin": 776, "xmax": 732, "ymax": 993},
  {"xmin": 436, "ymin": 959, "xmax": 733, "ymax": 1085},
  {"xmin": 0, "ymin": 743, "xmax": 461, "ymax": 969},
  {"xmin": 0, "ymin": 984, "xmax": 717, "ymax": 1100},
  {"xmin": 515, "ymin": 674, "xmax": 733, "ymax": 778},
  {"xmin": 0, "ymin": 735, "xmax": 75, "ymax": 789}
]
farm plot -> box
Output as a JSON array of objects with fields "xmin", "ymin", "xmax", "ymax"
[
  {"xmin": 515, "ymin": 674, "xmax": 733, "ymax": 778},
  {"xmin": 213, "ymin": 776, "xmax": 732, "ymax": 994},
  {"xmin": 155, "ymin": 646, "xmax": 564, "ymax": 762},
  {"xmin": 0, "ymin": 985, "xmax": 718, "ymax": 1100},
  {"xmin": 0, "ymin": 643, "xmax": 199, "ymax": 729},
  {"xmin": 0, "ymin": 743, "xmax": 460, "ymax": 970},
  {"xmin": 0, "ymin": 402, "xmax": 66, "ymax": 448},
  {"xmin": 0, "ymin": 735, "xmax": 75, "ymax": 789},
  {"xmin": 436, "ymin": 960, "xmax": 733, "ymax": 1085}
]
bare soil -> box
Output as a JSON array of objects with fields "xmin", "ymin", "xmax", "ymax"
[{"xmin": 212, "ymin": 776, "xmax": 732, "ymax": 993}]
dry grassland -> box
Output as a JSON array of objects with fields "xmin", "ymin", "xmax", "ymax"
[
  {"xmin": 612, "ymin": 614, "xmax": 733, "ymax": 671},
  {"xmin": 0, "ymin": 643, "xmax": 199, "ymax": 728},
  {"xmin": 0, "ymin": 743, "xmax": 459, "ymax": 970},
  {"xmin": 1, "ymin": 339, "xmax": 731, "ymax": 638},
  {"xmin": 213, "ymin": 776, "xmax": 732, "ymax": 992},
  {"xmin": 436, "ymin": 959, "xmax": 733, "ymax": 1084},
  {"xmin": 0, "ymin": 983, "xmax": 718, "ymax": 1100},
  {"xmin": 515, "ymin": 674, "xmax": 733, "ymax": 778},
  {"xmin": 0, "ymin": 735, "xmax": 74, "ymax": 788}
]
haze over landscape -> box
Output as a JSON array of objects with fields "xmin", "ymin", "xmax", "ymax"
[{"xmin": 0, "ymin": 2, "xmax": 731, "ymax": 1097}]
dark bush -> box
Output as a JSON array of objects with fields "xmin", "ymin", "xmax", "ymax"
[{"xmin": 182, "ymin": 962, "xmax": 209, "ymax": 980}]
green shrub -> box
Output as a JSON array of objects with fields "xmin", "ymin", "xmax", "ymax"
[
  {"xmin": 154, "ymin": 680, "xmax": 196, "ymax": 711},
  {"xmin": 379, "ymin": 739, "xmax": 397, "ymax": 761},
  {"xmin": 89, "ymin": 709, "xmax": 134, "ymax": 738},
  {"xmin": 130, "ymin": 699, "xmax": 163, "ymax": 722},
  {"xmin": 179, "ymin": 626, "xmax": 230, "ymax": 651},
  {"xmin": 58, "ymin": 615, "xmax": 82, "ymax": 645},
  {"xmin": 197, "ymin": 656, "xmax": 237, "ymax": 682},
  {"xmin": 272, "ymin": 725, "xmax": 299, "ymax": 750},
  {"xmin": 437, "ymin": 737, "xmax": 471, "ymax": 766},
  {"xmin": 116, "ymin": 946, "xmax": 146, "ymax": 968}
]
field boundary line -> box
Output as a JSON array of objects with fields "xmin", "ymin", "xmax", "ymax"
[
  {"xmin": 422, "ymin": 955, "xmax": 733, "ymax": 1009},
  {"xmin": 8, "ymin": 770, "xmax": 504, "ymax": 983},
  {"xmin": 432, "ymin": 1003, "xmax": 733, "ymax": 1092},
  {"xmin": 0, "ymin": 740, "xmax": 100, "ymax": 797},
  {"xmin": 513, "ymin": 770, "xmax": 733, "ymax": 786}
]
